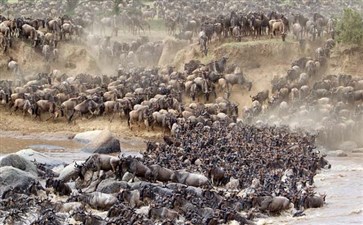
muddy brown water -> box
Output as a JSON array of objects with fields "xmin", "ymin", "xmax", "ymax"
[
  {"xmin": 0, "ymin": 130, "xmax": 146, "ymax": 163},
  {"xmin": 0, "ymin": 130, "xmax": 362, "ymax": 224},
  {"xmin": 258, "ymin": 154, "xmax": 363, "ymax": 225}
]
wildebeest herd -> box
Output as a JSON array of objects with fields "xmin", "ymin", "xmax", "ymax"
[
  {"xmin": 0, "ymin": 0, "xmax": 363, "ymax": 224},
  {"xmin": 1, "ymin": 33, "xmax": 359, "ymax": 225},
  {"xmin": 0, "ymin": 126, "xmax": 330, "ymax": 224}
]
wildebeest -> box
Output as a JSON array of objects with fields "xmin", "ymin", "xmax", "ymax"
[
  {"xmin": 302, "ymin": 193, "xmax": 326, "ymax": 209},
  {"xmin": 148, "ymin": 206, "xmax": 180, "ymax": 221},
  {"xmin": 255, "ymin": 196, "xmax": 291, "ymax": 214},
  {"xmin": 172, "ymin": 171, "xmax": 211, "ymax": 188},
  {"xmin": 45, "ymin": 178, "xmax": 72, "ymax": 196},
  {"xmin": 80, "ymin": 154, "xmax": 120, "ymax": 181},
  {"xmin": 224, "ymin": 72, "xmax": 252, "ymax": 91},
  {"xmin": 251, "ymin": 90, "xmax": 269, "ymax": 104},
  {"xmin": 149, "ymin": 164, "xmax": 175, "ymax": 182},
  {"xmin": 69, "ymin": 192, "xmax": 117, "ymax": 210},
  {"xmin": 119, "ymin": 157, "xmax": 152, "ymax": 181}
]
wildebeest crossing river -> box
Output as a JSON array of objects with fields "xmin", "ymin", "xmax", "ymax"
[{"xmin": 0, "ymin": 129, "xmax": 362, "ymax": 225}]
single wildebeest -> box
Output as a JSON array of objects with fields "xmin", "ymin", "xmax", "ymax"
[
  {"xmin": 251, "ymin": 90, "xmax": 269, "ymax": 104},
  {"xmin": 45, "ymin": 178, "xmax": 72, "ymax": 196},
  {"xmin": 80, "ymin": 154, "xmax": 120, "ymax": 180},
  {"xmin": 256, "ymin": 196, "xmax": 291, "ymax": 214},
  {"xmin": 302, "ymin": 194, "xmax": 326, "ymax": 209},
  {"xmin": 172, "ymin": 170, "xmax": 211, "ymax": 188},
  {"xmin": 70, "ymin": 192, "xmax": 118, "ymax": 210},
  {"xmin": 119, "ymin": 157, "xmax": 152, "ymax": 180},
  {"xmin": 149, "ymin": 164, "xmax": 174, "ymax": 182}
]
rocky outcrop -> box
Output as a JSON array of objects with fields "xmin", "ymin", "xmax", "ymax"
[
  {"xmin": 80, "ymin": 130, "xmax": 121, "ymax": 154},
  {"xmin": 0, "ymin": 154, "xmax": 38, "ymax": 176},
  {"xmin": 16, "ymin": 149, "xmax": 65, "ymax": 167},
  {"xmin": 0, "ymin": 166, "xmax": 37, "ymax": 197},
  {"xmin": 73, "ymin": 130, "xmax": 103, "ymax": 144}
]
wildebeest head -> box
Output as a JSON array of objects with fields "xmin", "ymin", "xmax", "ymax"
[
  {"xmin": 319, "ymin": 155, "xmax": 331, "ymax": 169},
  {"xmin": 74, "ymin": 161, "xmax": 85, "ymax": 180}
]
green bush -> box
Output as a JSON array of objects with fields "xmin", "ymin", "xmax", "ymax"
[{"xmin": 336, "ymin": 8, "xmax": 363, "ymax": 45}]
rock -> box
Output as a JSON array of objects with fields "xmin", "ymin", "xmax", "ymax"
[
  {"xmin": 0, "ymin": 154, "xmax": 38, "ymax": 176},
  {"xmin": 339, "ymin": 141, "xmax": 358, "ymax": 151},
  {"xmin": 81, "ymin": 130, "xmax": 121, "ymax": 154},
  {"xmin": 28, "ymin": 145, "xmax": 65, "ymax": 151},
  {"xmin": 16, "ymin": 149, "xmax": 65, "ymax": 167},
  {"xmin": 335, "ymin": 150, "xmax": 348, "ymax": 157},
  {"xmin": 96, "ymin": 179, "xmax": 130, "ymax": 193},
  {"xmin": 74, "ymin": 130, "xmax": 103, "ymax": 144},
  {"xmin": 352, "ymin": 148, "xmax": 363, "ymax": 153},
  {"xmin": 122, "ymin": 172, "xmax": 134, "ymax": 182},
  {"xmin": 0, "ymin": 166, "xmax": 37, "ymax": 197}
]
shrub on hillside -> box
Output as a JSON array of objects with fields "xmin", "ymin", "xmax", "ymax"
[{"xmin": 336, "ymin": 8, "xmax": 363, "ymax": 45}]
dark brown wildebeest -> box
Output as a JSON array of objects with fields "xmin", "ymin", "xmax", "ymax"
[
  {"xmin": 302, "ymin": 193, "xmax": 326, "ymax": 209},
  {"xmin": 119, "ymin": 157, "xmax": 152, "ymax": 181},
  {"xmin": 251, "ymin": 90, "xmax": 269, "ymax": 104},
  {"xmin": 45, "ymin": 178, "xmax": 72, "ymax": 196},
  {"xmin": 149, "ymin": 164, "xmax": 175, "ymax": 182}
]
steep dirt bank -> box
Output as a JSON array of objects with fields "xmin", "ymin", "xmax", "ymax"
[
  {"xmin": 0, "ymin": 41, "xmax": 101, "ymax": 80},
  {"xmin": 328, "ymin": 44, "xmax": 363, "ymax": 76},
  {"xmin": 0, "ymin": 38, "xmax": 362, "ymax": 140},
  {"xmin": 0, "ymin": 106, "xmax": 163, "ymax": 143},
  {"xmin": 173, "ymin": 38, "xmax": 322, "ymax": 108}
]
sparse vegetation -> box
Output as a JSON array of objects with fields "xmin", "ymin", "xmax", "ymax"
[{"xmin": 336, "ymin": 8, "xmax": 363, "ymax": 45}]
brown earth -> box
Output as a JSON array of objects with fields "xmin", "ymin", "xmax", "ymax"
[{"xmin": 0, "ymin": 34, "xmax": 362, "ymax": 140}]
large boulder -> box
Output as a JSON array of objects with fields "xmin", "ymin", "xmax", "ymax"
[
  {"xmin": 74, "ymin": 130, "xmax": 103, "ymax": 144},
  {"xmin": 16, "ymin": 149, "xmax": 65, "ymax": 167},
  {"xmin": 0, "ymin": 154, "xmax": 38, "ymax": 176},
  {"xmin": 96, "ymin": 179, "xmax": 130, "ymax": 193},
  {"xmin": 0, "ymin": 166, "xmax": 37, "ymax": 197},
  {"xmin": 81, "ymin": 130, "xmax": 121, "ymax": 154},
  {"xmin": 328, "ymin": 150, "xmax": 348, "ymax": 157}
]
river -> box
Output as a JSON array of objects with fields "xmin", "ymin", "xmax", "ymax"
[{"xmin": 0, "ymin": 130, "xmax": 362, "ymax": 224}]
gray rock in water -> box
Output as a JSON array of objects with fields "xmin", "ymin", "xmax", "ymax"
[
  {"xmin": 81, "ymin": 130, "xmax": 121, "ymax": 154},
  {"xmin": 16, "ymin": 149, "xmax": 65, "ymax": 167},
  {"xmin": 335, "ymin": 150, "xmax": 348, "ymax": 157},
  {"xmin": 74, "ymin": 130, "xmax": 103, "ymax": 144},
  {"xmin": 96, "ymin": 179, "xmax": 130, "ymax": 193},
  {"xmin": 0, "ymin": 166, "xmax": 37, "ymax": 197},
  {"xmin": 28, "ymin": 145, "xmax": 65, "ymax": 151},
  {"xmin": 0, "ymin": 154, "xmax": 38, "ymax": 176}
]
